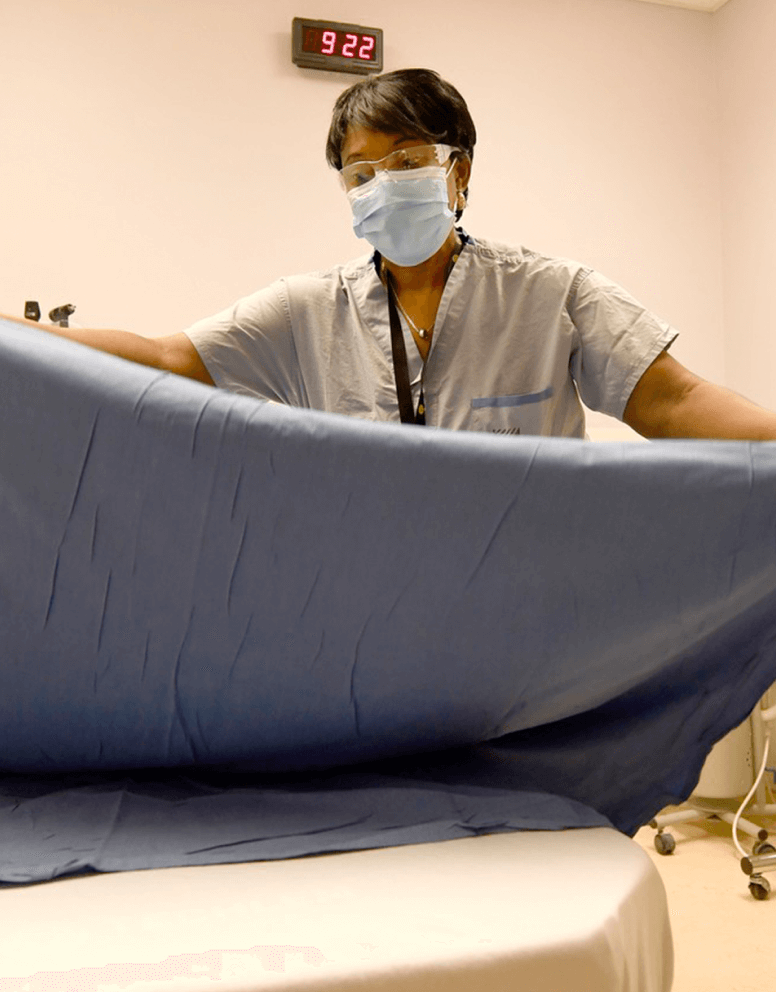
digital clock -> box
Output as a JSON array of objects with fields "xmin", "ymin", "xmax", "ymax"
[{"xmin": 292, "ymin": 18, "xmax": 383, "ymax": 75}]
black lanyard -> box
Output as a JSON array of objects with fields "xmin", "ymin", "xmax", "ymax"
[
  {"xmin": 386, "ymin": 272, "xmax": 426, "ymax": 425},
  {"xmin": 376, "ymin": 234, "xmax": 468, "ymax": 425}
]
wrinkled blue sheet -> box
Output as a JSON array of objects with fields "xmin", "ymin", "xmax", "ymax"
[{"xmin": 2, "ymin": 317, "xmax": 776, "ymax": 884}]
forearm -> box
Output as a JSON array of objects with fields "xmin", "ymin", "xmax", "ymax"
[{"xmin": 0, "ymin": 311, "xmax": 166, "ymax": 371}]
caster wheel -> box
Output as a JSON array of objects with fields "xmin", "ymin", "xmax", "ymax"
[
  {"xmin": 749, "ymin": 875, "xmax": 771, "ymax": 900},
  {"xmin": 753, "ymin": 841, "xmax": 776, "ymax": 857},
  {"xmin": 654, "ymin": 832, "xmax": 676, "ymax": 855}
]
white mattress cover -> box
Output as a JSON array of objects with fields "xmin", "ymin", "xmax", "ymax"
[{"xmin": 0, "ymin": 827, "xmax": 672, "ymax": 992}]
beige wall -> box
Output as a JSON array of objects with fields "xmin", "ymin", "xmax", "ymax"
[
  {"xmin": 0, "ymin": 0, "xmax": 759, "ymax": 439},
  {"xmin": 716, "ymin": 0, "xmax": 776, "ymax": 410}
]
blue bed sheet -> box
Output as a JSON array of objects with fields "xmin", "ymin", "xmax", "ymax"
[{"xmin": 1, "ymin": 317, "xmax": 776, "ymax": 884}]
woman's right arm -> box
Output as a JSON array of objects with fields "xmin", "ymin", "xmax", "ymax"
[{"xmin": 0, "ymin": 314, "xmax": 215, "ymax": 385}]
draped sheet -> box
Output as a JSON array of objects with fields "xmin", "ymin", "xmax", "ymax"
[{"xmin": 2, "ymin": 317, "xmax": 776, "ymax": 884}]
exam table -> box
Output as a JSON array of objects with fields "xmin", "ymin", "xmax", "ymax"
[
  {"xmin": 0, "ymin": 828, "xmax": 671, "ymax": 991},
  {"xmin": 3, "ymin": 318, "xmax": 776, "ymax": 990}
]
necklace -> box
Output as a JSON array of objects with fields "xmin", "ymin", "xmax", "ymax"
[
  {"xmin": 393, "ymin": 296, "xmax": 430, "ymax": 340},
  {"xmin": 383, "ymin": 239, "xmax": 462, "ymax": 343}
]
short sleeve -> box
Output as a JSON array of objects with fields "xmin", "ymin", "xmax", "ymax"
[
  {"xmin": 566, "ymin": 269, "xmax": 678, "ymax": 419},
  {"xmin": 183, "ymin": 280, "xmax": 302, "ymax": 404}
]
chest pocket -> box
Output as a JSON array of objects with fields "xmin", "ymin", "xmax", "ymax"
[{"xmin": 469, "ymin": 387, "xmax": 554, "ymax": 436}]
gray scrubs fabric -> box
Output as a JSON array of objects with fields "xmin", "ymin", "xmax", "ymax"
[{"xmin": 184, "ymin": 235, "xmax": 678, "ymax": 437}]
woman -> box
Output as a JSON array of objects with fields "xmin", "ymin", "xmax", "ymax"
[{"xmin": 4, "ymin": 68, "xmax": 776, "ymax": 440}]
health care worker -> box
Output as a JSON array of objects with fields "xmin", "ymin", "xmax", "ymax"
[{"xmin": 4, "ymin": 69, "xmax": 776, "ymax": 441}]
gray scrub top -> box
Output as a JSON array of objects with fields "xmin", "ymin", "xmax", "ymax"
[{"xmin": 184, "ymin": 233, "xmax": 678, "ymax": 437}]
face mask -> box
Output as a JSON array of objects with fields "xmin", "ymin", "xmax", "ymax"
[{"xmin": 347, "ymin": 165, "xmax": 455, "ymax": 267}]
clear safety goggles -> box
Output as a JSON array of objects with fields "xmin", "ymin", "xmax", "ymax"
[{"xmin": 339, "ymin": 143, "xmax": 460, "ymax": 192}]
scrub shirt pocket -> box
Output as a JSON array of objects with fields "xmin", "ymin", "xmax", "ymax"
[{"xmin": 470, "ymin": 387, "xmax": 554, "ymax": 436}]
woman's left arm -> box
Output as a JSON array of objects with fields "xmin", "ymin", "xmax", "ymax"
[{"xmin": 623, "ymin": 351, "xmax": 776, "ymax": 441}]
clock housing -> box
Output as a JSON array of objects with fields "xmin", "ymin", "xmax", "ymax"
[{"xmin": 292, "ymin": 18, "xmax": 383, "ymax": 75}]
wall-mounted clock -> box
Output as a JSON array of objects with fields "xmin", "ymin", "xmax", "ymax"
[{"xmin": 292, "ymin": 18, "xmax": 383, "ymax": 75}]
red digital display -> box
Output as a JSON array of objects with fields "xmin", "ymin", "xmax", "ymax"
[
  {"xmin": 292, "ymin": 18, "xmax": 383, "ymax": 75},
  {"xmin": 302, "ymin": 26, "xmax": 376, "ymax": 62}
]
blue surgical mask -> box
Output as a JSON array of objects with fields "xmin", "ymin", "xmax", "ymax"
[{"xmin": 347, "ymin": 165, "xmax": 455, "ymax": 267}]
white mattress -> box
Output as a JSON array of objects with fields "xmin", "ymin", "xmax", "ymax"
[{"xmin": 0, "ymin": 827, "xmax": 672, "ymax": 992}]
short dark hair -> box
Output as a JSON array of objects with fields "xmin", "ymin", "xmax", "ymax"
[{"xmin": 325, "ymin": 68, "xmax": 477, "ymax": 172}]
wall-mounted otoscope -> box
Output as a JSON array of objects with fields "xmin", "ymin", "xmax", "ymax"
[{"xmin": 48, "ymin": 304, "xmax": 76, "ymax": 328}]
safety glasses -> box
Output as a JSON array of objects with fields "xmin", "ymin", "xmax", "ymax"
[{"xmin": 339, "ymin": 143, "xmax": 459, "ymax": 192}]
